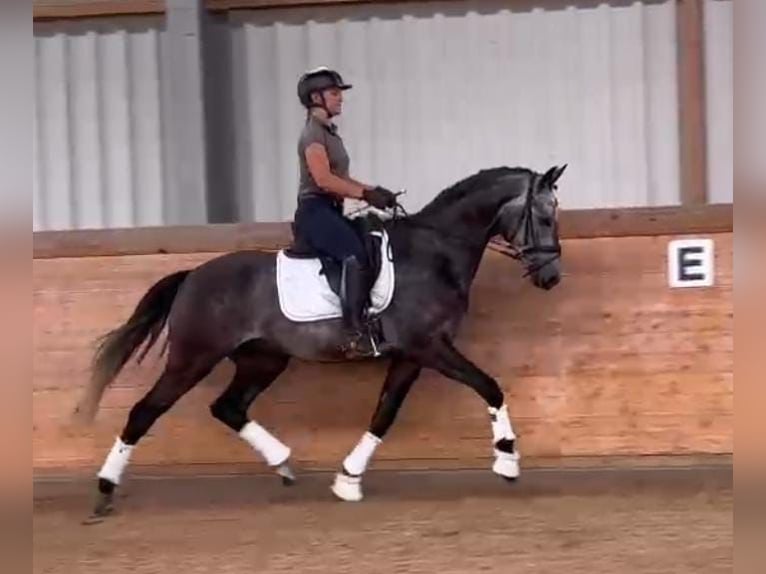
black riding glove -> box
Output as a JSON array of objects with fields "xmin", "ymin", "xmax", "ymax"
[{"xmin": 362, "ymin": 186, "xmax": 398, "ymax": 210}]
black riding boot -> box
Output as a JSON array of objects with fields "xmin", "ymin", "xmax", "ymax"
[{"xmin": 340, "ymin": 256, "xmax": 379, "ymax": 357}]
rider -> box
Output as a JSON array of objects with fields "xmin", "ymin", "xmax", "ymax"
[{"xmin": 293, "ymin": 67, "xmax": 398, "ymax": 355}]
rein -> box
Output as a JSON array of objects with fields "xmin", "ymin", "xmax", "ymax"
[{"xmin": 386, "ymin": 188, "xmax": 561, "ymax": 278}]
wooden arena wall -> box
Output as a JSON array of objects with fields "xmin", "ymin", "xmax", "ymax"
[{"xmin": 32, "ymin": 205, "xmax": 733, "ymax": 476}]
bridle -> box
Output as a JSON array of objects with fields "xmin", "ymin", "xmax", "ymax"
[{"xmin": 486, "ymin": 178, "xmax": 562, "ymax": 277}]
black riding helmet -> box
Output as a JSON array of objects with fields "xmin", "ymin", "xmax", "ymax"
[{"xmin": 297, "ymin": 67, "xmax": 352, "ymax": 112}]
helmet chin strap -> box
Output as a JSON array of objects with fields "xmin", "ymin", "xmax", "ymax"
[{"xmin": 309, "ymin": 92, "xmax": 335, "ymax": 118}]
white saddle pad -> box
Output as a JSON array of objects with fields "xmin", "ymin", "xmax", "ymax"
[{"xmin": 276, "ymin": 230, "xmax": 395, "ymax": 322}]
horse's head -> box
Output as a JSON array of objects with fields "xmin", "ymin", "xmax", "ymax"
[{"xmin": 494, "ymin": 165, "xmax": 566, "ymax": 290}]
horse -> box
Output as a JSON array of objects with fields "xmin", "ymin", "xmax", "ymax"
[{"xmin": 73, "ymin": 164, "xmax": 566, "ymax": 520}]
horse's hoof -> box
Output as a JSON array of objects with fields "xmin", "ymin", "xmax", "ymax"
[
  {"xmin": 331, "ymin": 472, "xmax": 363, "ymax": 502},
  {"xmin": 281, "ymin": 475, "xmax": 295, "ymax": 486},
  {"xmin": 492, "ymin": 450, "xmax": 520, "ymax": 480},
  {"xmin": 275, "ymin": 462, "xmax": 295, "ymax": 486},
  {"xmin": 82, "ymin": 493, "xmax": 114, "ymax": 525},
  {"xmin": 82, "ymin": 513, "xmax": 107, "ymax": 526}
]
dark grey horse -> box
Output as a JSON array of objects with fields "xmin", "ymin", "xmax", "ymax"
[{"xmin": 74, "ymin": 164, "xmax": 565, "ymax": 519}]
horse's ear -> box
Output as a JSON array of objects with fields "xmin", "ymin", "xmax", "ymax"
[
  {"xmin": 540, "ymin": 164, "xmax": 567, "ymax": 189},
  {"xmin": 553, "ymin": 164, "xmax": 567, "ymax": 184}
]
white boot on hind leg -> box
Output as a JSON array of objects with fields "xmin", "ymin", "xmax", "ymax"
[
  {"xmin": 97, "ymin": 437, "xmax": 134, "ymax": 485},
  {"xmin": 331, "ymin": 472, "xmax": 363, "ymax": 502}
]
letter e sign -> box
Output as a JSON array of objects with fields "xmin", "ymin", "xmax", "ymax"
[{"xmin": 668, "ymin": 239, "xmax": 714, "ymax": 288}]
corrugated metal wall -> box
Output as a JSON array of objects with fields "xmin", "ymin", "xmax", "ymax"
[
  {"xmin": 33, "ymin": 16, "xmax": 170, "ymax": 231},
  {"xmin": 704, "ymin": 0, "xmax": 732, "ymax": 204},
  {"xmin": 228, "ymin": 0, "xmax": 681, "ymax": 221},
  {"xmin": 33, "ymin": 0, "xmax": 732, "ymax": 230}
]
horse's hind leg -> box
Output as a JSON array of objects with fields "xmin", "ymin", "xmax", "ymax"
[
  {"xmin": 87, "ymin": 353, "xmax": 218, "ymax": 523},
  {"xmin": 209, "ymin": 343, "xmax": 293, "ymax": 484}
]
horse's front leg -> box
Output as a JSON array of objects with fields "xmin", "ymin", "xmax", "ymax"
[
  {"xmin": 422, "ymin": 336, "xmax": 519, "ymax": 480},
  {"xmin": 332, "ymin": 356, "xmax": 421, "ymax": 501}
]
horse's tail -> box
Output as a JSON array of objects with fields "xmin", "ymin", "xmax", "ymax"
[{"xmin": 72, "ymin": 270, "xmax": 191, "ymax": 425}]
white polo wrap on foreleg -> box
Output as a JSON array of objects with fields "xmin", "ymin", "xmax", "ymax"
[
  {"xmin": 488, "ymin": 404, "xmax": 516, "ymax": 443},
  {"xmin": 488, "ymin": 404, "xmax": 520, "ymax": 478},
  {"xmin": 97, "ymin": 437, "xmax": 134, "ymax": 485},
  {"xmin": 342, "ymin": 432, "xmax": 382, "ymax": 476},
  {"xmin": 239, "ymin": 421, "xmax": 291, "ymax": 466}
]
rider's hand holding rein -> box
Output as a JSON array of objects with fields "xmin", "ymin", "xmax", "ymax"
[{"xmin": 362, "ymin": 186, "xmax": 398, "ymax": 210}]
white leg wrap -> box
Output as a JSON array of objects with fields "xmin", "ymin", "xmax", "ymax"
[
  {"xmin": 488, "ymin": 404, "xmax": 520, "ymax": 479},
  {"xmin": 342, "ymin": 432, "xmax": 382, "ymax": 476},
  {"xmin": 488, "ymin": 404, "xmax": 516, "ymax": 443},
  {"xmin": 239, "ymin": 421, "xmax": 291, "ymax": 467},
  {"xmin": 97, "ymin": 437, "xmax": 134, "ymax": 485}
]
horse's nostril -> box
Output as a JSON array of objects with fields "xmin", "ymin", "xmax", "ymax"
[{"xmin": 544, "ymin": 275, "xmax": 560, "ymax": 290}]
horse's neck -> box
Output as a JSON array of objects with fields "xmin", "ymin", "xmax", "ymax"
[
  {"xmin": 414, "ymin": 188, "xmax": 508, "ymax": 249},
  {"xmin": 396, "ymin": 201, "xmax": 500, "ymax": 293},
  {"xmin": 401, "ymin": 179, "xmax": 526, "ymax": 290}
]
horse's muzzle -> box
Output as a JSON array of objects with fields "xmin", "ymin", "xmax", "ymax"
[{"xmin": 529, "ymin": 259, "xmax": 561, "ymax": 290}]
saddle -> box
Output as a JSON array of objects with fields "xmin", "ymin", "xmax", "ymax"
[{"xmin": 283, "ymin": 214, "xmax": 387, "ymax": 298}]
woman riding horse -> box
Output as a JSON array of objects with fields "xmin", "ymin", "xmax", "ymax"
[
  {"xmin": 293, "ymin": 67, "xmax": 398, "ymax": 356},
  {"xmin": 73, "ymin": 65, "xmax": 567, "ymax": 515}
]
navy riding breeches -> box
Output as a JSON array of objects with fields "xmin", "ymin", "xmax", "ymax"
[{"xmin": 293, "ymin": 196, "xmax": 368, "ymax": 266}]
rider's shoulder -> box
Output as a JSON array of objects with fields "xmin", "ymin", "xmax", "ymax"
[{"xmin": 299, "ymin": 117, "xmax": 329, "ymax": 146}]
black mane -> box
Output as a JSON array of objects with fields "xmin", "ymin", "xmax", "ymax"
[{"xmin": 414, "ymin": 166, "xmax": 533, "ymax": 218}]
